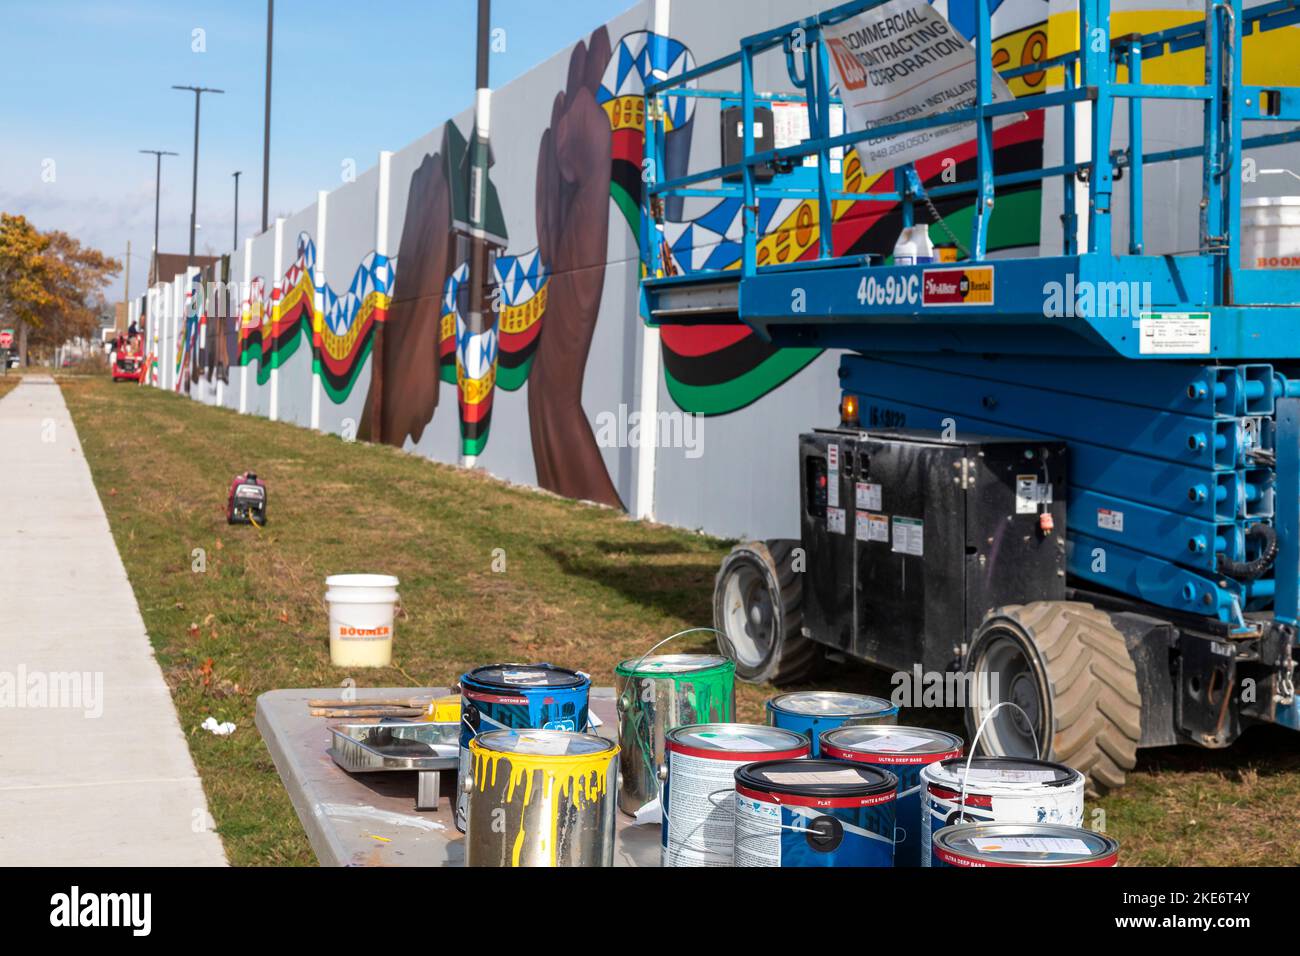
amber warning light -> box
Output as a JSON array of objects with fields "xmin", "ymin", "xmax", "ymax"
[{"xmin": 840, "ymin": 394, "xmax": 860, "ymax": 427}]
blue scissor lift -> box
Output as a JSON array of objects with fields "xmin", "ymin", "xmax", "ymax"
[{"xmin": 640, "ymin": 0, "xmax": 1300, "ymax": 791}]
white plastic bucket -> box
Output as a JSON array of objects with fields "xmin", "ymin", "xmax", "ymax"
[
  {"xmin": 325, "ymin": 574, "xmax": 399, "ymax": 667},
  {"xmin": 1241, "ymin": 197, "xmax": 1300, "ymax": 270}
]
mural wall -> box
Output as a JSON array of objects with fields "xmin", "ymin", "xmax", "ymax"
[{"xmin": 140, "ymin": 0, "xmax": 1299, "ymax": 541}]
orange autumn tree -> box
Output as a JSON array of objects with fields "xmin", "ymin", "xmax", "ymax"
[{"xmin": 0, "ymin": 213, "xmax": 120, "ymax": 364}]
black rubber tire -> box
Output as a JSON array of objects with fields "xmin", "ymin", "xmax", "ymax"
[
  {"xmin": 712, "ymin": 539, "xmax": 819, "ymax": 684},
  {"xmin": 965, "ymin": 601, "xmax": 1142, "ymax": 796}
]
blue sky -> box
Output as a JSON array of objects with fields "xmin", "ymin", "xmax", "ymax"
[{"xmin": 0, "ymin": 0, "xmax": 636, "ymax": 302}]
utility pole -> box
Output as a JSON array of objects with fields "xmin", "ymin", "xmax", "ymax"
[
  {"xmin": 139, "ymin": 149, "xmax": 178, "ymax": 279},
  {"xmin": 232, "ymin": 170, "xmax": 242, "ymax": 250},
  {"xmin": 172, "ymin": 84, "xmax": 224, "ymax": 264},
  {"xmin": 262, "ymin": 0, "xmax": 274, "ymax": 232},
  {"xmin": 461, "ymin": 0, "xmax": 493, "ymax": 467},
  {"xmin": 124, "ymin": 240, "xmax": 131, "ymax": 324}
]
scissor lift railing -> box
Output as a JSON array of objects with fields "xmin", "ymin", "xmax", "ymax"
[{"xmin": 640, "ymin": 0, "xmax": 1300, "ymax": 359}]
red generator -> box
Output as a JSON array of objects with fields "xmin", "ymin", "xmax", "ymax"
[{"xmin": 226, "ymin": 472, "xmax": 267, "ymax": 525}]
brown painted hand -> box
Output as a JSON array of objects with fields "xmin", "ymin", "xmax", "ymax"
[
  {"xmin": 529, "ymin": 27, "xmax": 622, "ymax": 509},
  {"xmin": 361, "ymin": 139, "xmax": 455, "ymax": 446}
]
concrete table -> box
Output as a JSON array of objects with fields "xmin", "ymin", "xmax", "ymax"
[{"xmin": 256, "ymin": 686, "xmax": 661, "ymax": 866}]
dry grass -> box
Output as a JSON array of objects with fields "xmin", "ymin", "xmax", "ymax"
[{"xmin": 58, "ymin": 374, "xmax": 1300, "ymax": 866}]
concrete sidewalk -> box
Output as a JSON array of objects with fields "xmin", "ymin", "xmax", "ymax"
[{"xmin": 0, "ymin": 376, "xmax": 226, "ymax": 865}]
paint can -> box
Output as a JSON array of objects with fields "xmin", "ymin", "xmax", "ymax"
[
  {"xmin": 733, "ymin": 759, "xmax": 898, "ymax": 867},
  {"xmin": 766, "ymin": 691, "xmax": 898, "ymax": 755},
  {"xmin": 455, "ymin": 663, "xmax": 591, "ymax": 832},
  {"xmin": 614, "ymin": 653, "xmax": 735, "ymax": 816},
  {"xmin": 919, "ymin": 756, "xmax": 1085, "ymax": 867},
  {"xmin": 820, "ymin": 725, "xmax": 963, "ymax": 867},
  {"xmin": 662, "ymin": 723, "xmax": 809, "ymax": 867},
  {"xmin": 464, "ymin": 730, "xmax": 618, "ymax": 867},
  {"xmin": 931, "ymin": 822, "xmax": 1119, "ymax": 868}
]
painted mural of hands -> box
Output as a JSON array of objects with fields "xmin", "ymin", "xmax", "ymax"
[
  {"xmin": 362, "ymin": 142, "xmax": 455, "ymax": 446},
  {"xmin": 529, "ymin": 26, "xmax": 623, "ymax": 509}
]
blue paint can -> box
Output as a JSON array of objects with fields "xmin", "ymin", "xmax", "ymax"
[
  {"xmin": 820, "ymin": 725, "xmax": 964, "ymax": 868},
  {"xmin": 733, "ymin": 759, "xmax": 897, "ymax": 867},
  {"xmin": 454, "ymin": 663, "xmax": 590, "ymax": 832},
  {"xmin": 766, "ymin": 692, "xmax": 898, "ymax": 755}
]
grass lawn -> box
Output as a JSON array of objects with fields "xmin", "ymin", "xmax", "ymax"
[
  {"xmin": 0, "ymin": 370, "xmax": 24, "ymax": 401},
  {"xmin": 57, "ymin": 374, "xmax": 1300, "ymax": 866}
]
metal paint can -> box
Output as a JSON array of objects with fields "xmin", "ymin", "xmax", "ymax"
[
  {"xmin": 919, "ymin": 756, "xmax": 1085, "ymax": 867},
  {"xmin": 614, "ymin": 653, "xmax": 735, "ymax": 816},
  {"xmin": 733, "ymin": 759, "xmax": 898, "ymax": 867},
  {"xmin": 464, "ymin": 729, "xmax": 618, "ymax": 867},
  {"xmin": 931, "ymin": 822, "xmax": 1119, "ymax": 868},
  {"xmin": 455, "ymin": 663, "xmax": 591, "ymax": 832},
  {"xmin": 766, "ymin": 692, "xmax": 898, "ymax": 755},
  {"xmin": 820, "ymin": 725, "xmax": 964, "ymax": 867},
  {"xmin": 662, "ymin": 723, "xmax": 809, "ymax": 867}
]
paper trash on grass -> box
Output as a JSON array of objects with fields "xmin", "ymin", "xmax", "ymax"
[
  {"xmin": 201, "ymin": 716, "xmax": 237, "ymax": 736},
  {"xmin": 822, "ymin": 0, "xmax": 1024, "ymax": 177}
]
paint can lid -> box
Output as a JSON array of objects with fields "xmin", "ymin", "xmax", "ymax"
[
  {"xmin": 616, "ymin": 653, "xmax": 732, "ymax": 676},
  {"xmin": 926, "ymin": 755, "xmax": 1082, "ymax": 789},
  {"xmin": 822, "ymin": 725, "xmax": 964, "ymax": 759},
  {"xmin": 933, "ymin": 822, "xmax": 1119, "ymax": 866},
  {"xmin": 735, "ymin": 759, "xmax": 897, "ymax": 798},
  {"xmin": 475, "ymin": 729, "xmax": 615, "ymax": 758},
  {"xmin": 768, "ymin": 691, "xmax": 897, "ymax": 718},
  {"xmin": 666, "ymin": 723, "xmax": 809, "ymax": 757},
  {"xmin": 463, "ymin": 663, "xmax": 589, "ymax": 691}
]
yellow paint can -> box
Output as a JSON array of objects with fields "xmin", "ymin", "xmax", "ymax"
[{"xmin": 465, "ymin": 730, "xmax": 618, "ymax": 867}]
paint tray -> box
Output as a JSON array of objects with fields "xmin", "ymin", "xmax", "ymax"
[{"xmin": 328, "ymin": 720, "xmax": 460, "ymax": 811}]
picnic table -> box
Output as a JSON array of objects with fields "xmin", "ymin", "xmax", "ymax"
[{"xmin": 255, "ymin": 686, "xmax": 662, "ymax": 866}]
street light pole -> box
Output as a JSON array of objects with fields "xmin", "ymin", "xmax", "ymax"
[
  {"xmin": 262, "ymin": 0, "xmax": 274, "ymax": 233},
  {"xmin": 139, "ymin": 149, "xmax": 178, "ymax": 275},
  {"xmin": 172, "ymin": 84, "xmax": 224, "ymax": 264},
  {"xmin": 232, "ymin": 171, "xmax": 242, "ymax": 250}
]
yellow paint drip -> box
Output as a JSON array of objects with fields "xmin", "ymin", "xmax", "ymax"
[{"xmin": 469, "ymin": 738, "xmax": 617, "ymax": 867}]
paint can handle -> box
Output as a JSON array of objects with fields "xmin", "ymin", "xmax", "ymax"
[
  {"xmin": 706, "ymin": 788, "xmax": 733, "ymax": 808},
  {"xmin": 956, "ymin": 701, "xmax": 1041, "ymax": 825},
  {"xmin": 625, "ymin": 626, "xmax": 740, "ymax": 679},
  {"xmin": 626, "ymin": 626, "xmax": 738, "ymax": 807}
]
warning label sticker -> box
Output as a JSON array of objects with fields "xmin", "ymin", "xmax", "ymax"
[
  {"xmin": 827, "ymin": 444, "xmax": 840, "ymax": 508},
  {"xmin": 1138, "ymin": 312, "xmax": 1210, "ymax": 355},
  {"xmin": 827, "ymin": 507, "xmax": 847, "ymax": 535},
  {"xmin": 1097, "ymin": 508, "xmax": 1124, "ymax": 532},
  {"xmin": 922, "ymin": 266, "xmax": 994, "ymax": 306},
  {"xmin": 892, "ymin": 516, "xmax": 924, "ymax": 556},
  {"xmin": 856, "ymin": 512, "xmax": 890, "ymax": 542},
  {"xmin": 856, "ymin": 481, "xmax": 882, "ymax": 511}
]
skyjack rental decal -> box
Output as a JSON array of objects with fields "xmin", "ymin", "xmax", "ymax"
[{"xmin": 823, "ymin": 0, "xmax": 1023, "ymax": 176}]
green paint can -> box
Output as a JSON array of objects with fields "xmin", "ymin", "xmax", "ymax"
[{"xmin": 614, "ymin": 654, "xmax": 736, "ymax": 817}]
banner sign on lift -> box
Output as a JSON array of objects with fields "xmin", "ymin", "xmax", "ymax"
[{"xmin": 822, "ymin": 0, "xmax": 1023, "ymax": 177}]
